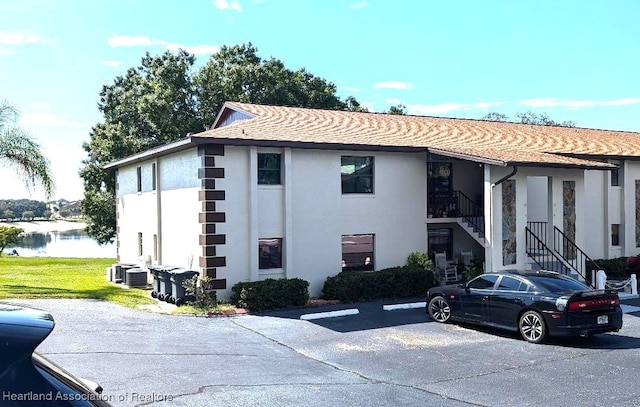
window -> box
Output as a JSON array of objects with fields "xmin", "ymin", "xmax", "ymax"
[
  {"xmin": 137, "ymin": 232, "xmax": 143, "ymax": 256},
  {"xmin": 468, "ymin": 274, "xmax": 498, "ymax": 289},
  {"xmin": 341, "ymin": 156, "xmax": 374, "ymax": 194},
  {"xmin": 342, "ymin": 234, "xmax": 374, "ymax": 271},
  {"xmin": 258, "ymin": 153, "xmax": 282, "ymax": 185},
  {"xmin": 259, "ymin": 238, "xmax": 283, "ymax": 269},
  {"xmin": 428, "ymin": 228, "xmax": 452, "ymax": 260},
  {"xmin": 152, "ymin": 163, "xmax": 157, "ymax": 191},
  {"xmin": 612, "ymin": 224, "xmax": 620, "ymax": 246},
  {"xmin": 611, "ymin": 168, "xmax": 620, "ymax": 187},
  {"xmin": 497, "ymin": 276, "xmax": 525, "ymax": 291},
  {"xmin": 136, "ymin": 166, "xmax": 142, "ymax": 192}
]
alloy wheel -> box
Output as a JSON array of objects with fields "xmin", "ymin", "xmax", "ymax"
[
  {"xmin": 520, "ymin": 311, "xmax": 545, "ymax": 343},
  {"xmin": 429, "ymin": 297, "xmax": 451, "ymax": 323}
]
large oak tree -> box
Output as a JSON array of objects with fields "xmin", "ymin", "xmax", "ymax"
[{"xmin": 81, "ymin": 43, "xmax": 359, "ymax": 244}]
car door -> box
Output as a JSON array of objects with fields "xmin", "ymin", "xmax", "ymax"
[
  {"xmin": 488, "ymin": 275, "xmax": 528, "ymax": 328},
  {"xmin": 459, "ymin": 274, "xmax": 499, "ymax": 322}
]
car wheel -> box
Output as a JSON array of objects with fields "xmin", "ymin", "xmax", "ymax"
[
  {"xmin": 428, "ymin": 296, "xmax": 451, "ymax": 323},
  {"xmin": 519, "ymin": 310, "xmax": 547, "ymax": 344}
]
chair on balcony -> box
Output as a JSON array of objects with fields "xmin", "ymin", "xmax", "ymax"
[{"xmin": 435, "ymin": 252, "xmax": 458, "ymax": 284}]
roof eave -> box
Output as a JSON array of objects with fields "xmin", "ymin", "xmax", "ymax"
[{"xmin": 103, "ymin": 138, "xmax": 195, "ymax": 169}]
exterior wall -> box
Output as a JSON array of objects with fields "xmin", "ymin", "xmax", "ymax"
[
  {"xmin": 214, "ymin": 146, "xmax": 428, "ymax": 298},
  {"xmin": 117, "ymin": 148, "xmax": 202, "ymax": 271},
  {"xmin": 117, "ymin": 163, "xmax": 159, "ymax": 266},
  {"xmin": 622, "ymin": 160, "xmax": 640, "ymax": 257}
]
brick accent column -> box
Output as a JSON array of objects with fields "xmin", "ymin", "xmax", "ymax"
[{"xmin": 198, "ymin": 145, "xmax": 227, "ymax": 289}]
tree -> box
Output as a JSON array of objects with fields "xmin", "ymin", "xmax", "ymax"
[
  {"xmin": 0, "ymin": 226, "xmax": 23, "ymax": 256},
  {"xmin": 481, "ymin": 111, "xmax": 576, "ymax": 127},
  {"xmin": 481, "ymin": 112, "xmax": 509, "ymax": 122},
  {"xmin": 0, "ymin": 101, "xmax": 55, "ymax": 197},
  {"xmin": 80, "ymin": 50, "xmax": 201, "ymax": 244},
  {"xmin": 3, "ymin": 210, "xmax": 14, "ymax": 220},
  {"xmin": 387, "ymin": 104, "xmax": 407, "ymax": 115},
  {"xmin": 194, "ymin": 43, "xmax": 349, "ymax": 126},
  {"xmin": 81, "ymin": 44, "xmax": 361, "ymax": 244},
  {"xmin": 22, "ymin": 210, "xmax": 34, "ymax": 220}
]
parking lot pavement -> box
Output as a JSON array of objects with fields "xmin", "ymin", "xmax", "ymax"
[{"xmin": 11, "ymin": 298, "xmax": 640, "ymax": 407}]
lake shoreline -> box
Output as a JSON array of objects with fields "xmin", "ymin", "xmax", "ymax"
[{"xmin": 1, "ymin": 220, "xmax": 87, "ymax": 234}]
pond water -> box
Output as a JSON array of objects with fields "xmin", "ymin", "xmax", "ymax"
[{"xmin": 6, "ymin": 229, "xmax": 116, "ymax": 258}]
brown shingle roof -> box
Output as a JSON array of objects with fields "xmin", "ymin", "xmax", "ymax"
[{"xmin": 193, "ymin": 102, "xmax": 640, "ymax": 169}]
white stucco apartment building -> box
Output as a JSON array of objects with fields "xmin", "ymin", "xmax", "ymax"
[{"xmin": 105, "ymin": 102, "xmax": 640, "ymax": 298}]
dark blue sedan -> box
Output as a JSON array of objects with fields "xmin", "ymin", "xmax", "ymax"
[
  {"xmin": 0, "ymin": 303, "xmax": 111, "ymax": 406},
  {"xmin": 427, "ymin": 270, "xmax": 623, "ymax": 343}
]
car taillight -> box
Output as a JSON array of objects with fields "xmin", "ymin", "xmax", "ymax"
[{"xmin": 568, "ymin": 298, "xmax": 619, "ymax": 311}]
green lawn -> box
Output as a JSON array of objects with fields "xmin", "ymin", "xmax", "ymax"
[{"xmin": 0, "ymin": 257, "xmax": 155, "ymax": 308}]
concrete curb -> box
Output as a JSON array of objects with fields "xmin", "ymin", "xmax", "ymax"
[
  {"xmin": 300, "ymin": 308, "xmax": 359, "ymax": 320},
  {"xmin": 383, "ymin": 302, "xmax": 426, "ymax": 311}
]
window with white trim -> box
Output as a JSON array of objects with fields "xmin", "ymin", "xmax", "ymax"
[
  {"xmin": 341, "ymin": 156, "xmax": 374, "ymax": 194},
  {"xmin": 341, "ymin": 234, "xmax": 374, "ymax": 271}
]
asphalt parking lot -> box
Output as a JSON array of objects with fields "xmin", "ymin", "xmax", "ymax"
[{"xmin": 13, "ymin": 298, "xmax": 640, "ymax": 407}]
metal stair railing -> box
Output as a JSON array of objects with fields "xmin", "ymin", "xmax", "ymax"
[
  {"xmin": 453, "ymin": 191, "xmax": 484, "ymax": 239},
  {"xmin": 553, "ymin": 226, "xmax": 599, "ymax": 286},
  {"xmin": 525, "ymin": 225, "xmax": 571, "ymax": 275}
]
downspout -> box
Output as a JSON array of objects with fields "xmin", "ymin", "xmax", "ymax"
[{"xmin": 488, "ymin": 166, "xmax": 518, "ymax": 272}]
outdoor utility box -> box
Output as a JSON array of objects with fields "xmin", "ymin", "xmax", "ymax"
[
  {"xmin": 110, "ymin": 263, "xmax": 137, "ymax": 283},
  {"xmin": 124, "ymin": 268, "xmax": 148, "ymax": 288},
  {"xmin": 168, "ymin": 269, "xmax": 199, "ymax": 306},
  {"xmin": 149, "ymin": 265, "xmax": 180, "ymax": 299}
]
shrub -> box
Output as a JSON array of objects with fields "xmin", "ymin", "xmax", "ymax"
[
  {"xmin": 588, "ymin": 257, "xmax": 630, "ymax": 279},
  {"xmin": 230, "ymin": 278, "xmax": 309, "ymax": 312},
  {"xmin": 183, "ymin": 275, "xmax": 217, "ymax": 309},
  {"xmin": 322, "ymin": 265, "xmax": 437, "ymax": 302}
]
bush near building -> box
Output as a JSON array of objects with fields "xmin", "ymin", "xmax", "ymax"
[
  {"xmin": 322, "ymin": 265, "xmax": 437, "ymax": 302},
  {"xmin": 231, "ymin": 278, "xmax": 309, "ymax": 312}
]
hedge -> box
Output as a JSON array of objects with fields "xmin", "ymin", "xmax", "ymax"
[
  {"xmin": 322, "ymin": 265, "xmax": 437, "ymax": 302},
  {"xmin": 230, "ymin": 278, "xmax": 309, "ymax": 312},
  {"xmin": 587, "ymin": 257, "xmax": 630, "ymax": 279}
]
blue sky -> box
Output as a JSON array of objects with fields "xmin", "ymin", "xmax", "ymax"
[{"xmin": 1, "ymin": 0, "xmax": 639, "ymax": 201}]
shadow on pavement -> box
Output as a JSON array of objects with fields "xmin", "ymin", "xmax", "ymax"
[{"xmin": 256, "ymin": 299, "xmax": 432, "ymax": 333}]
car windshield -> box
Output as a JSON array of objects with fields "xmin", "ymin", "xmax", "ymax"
[{"xmin": 526, "ymin": 276, "xmax": 589, "ymax": 294}]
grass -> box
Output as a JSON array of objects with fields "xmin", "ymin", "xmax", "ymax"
[{"xmin": 0, "ymin": 257, "xmax": 156, "ymax": 309}]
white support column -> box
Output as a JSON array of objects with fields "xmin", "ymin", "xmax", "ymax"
[
  {"xmin": 631, "ymin": 274, "xmax": 638, "ymax": 295},
  {"xmin": 283, "ymin": 148, "xmax": 293, "ymax": 278},
  {"xmin": 483, "ymin": 165, "xmax": 492, "ymax": 272},
  {"xmin": 596, "ymin": 269, "xmax": 607, "ymax": 290},
  {"xmin": 249, "ymin": 146, "xmax": 259, "ymax": 282}
]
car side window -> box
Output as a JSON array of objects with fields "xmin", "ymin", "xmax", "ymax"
[
  {"xmin": 468, "ymin": 274, "xmax": 499, "ymax": 289},
  {"xmin": 496, "ymin": 276, "xmax": 523, "ymax": 291}
]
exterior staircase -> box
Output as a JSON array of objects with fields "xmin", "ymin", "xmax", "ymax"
[{"xmin": 525, "ymin": 222, "xmax": 597, "ymax": 286}]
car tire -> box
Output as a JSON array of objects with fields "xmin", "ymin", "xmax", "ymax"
[
  {"xmin": 428, "ymin": 296, "xmax": 451, "ymax": 323},
  {"xmin": 519, "ymin": 310, "xmax": 547, "ymax": 344}
]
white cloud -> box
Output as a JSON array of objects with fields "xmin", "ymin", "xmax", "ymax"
[
  {"xmin": 0, "ymin": 31, "xmax": 47, "ymax": 45},
  {"xmin": 166, "ymin": 43, "xmax": 219, "ymax": 55},
  {"xmin": 474, "ymin": 101, "xmax": 505, "ymax": 109},
  {"xmin": 406, "ymin": 103, "xmax": 469, "ymax": 115},
  {"xmin": 213, "ymin": 0, "xmax": 243, "ymax": 12},
  {"xmin": 107, "ymin": 35, "xmax": 218, "ymax": 55},
  {"xmin": 102, "ymin": 60, "xmax": 123, "ymax": 67},
  {"xmin": 107, "ymin": 35, "xmax": 165, "ymax": 47},
  {"xmin": 20, "ymin": 112, "xmax": 84, "ymax": 128},
  {"xmin": 519, "ymin": 97, "xmax": 640, "ymax": 110},
  {"xmin": 351, "ymin": 1, "xmax": 368, "ymax": 9},
  {"xmin": 374, "ymin": 81, "xmax": 413, "ymax": 90}
]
